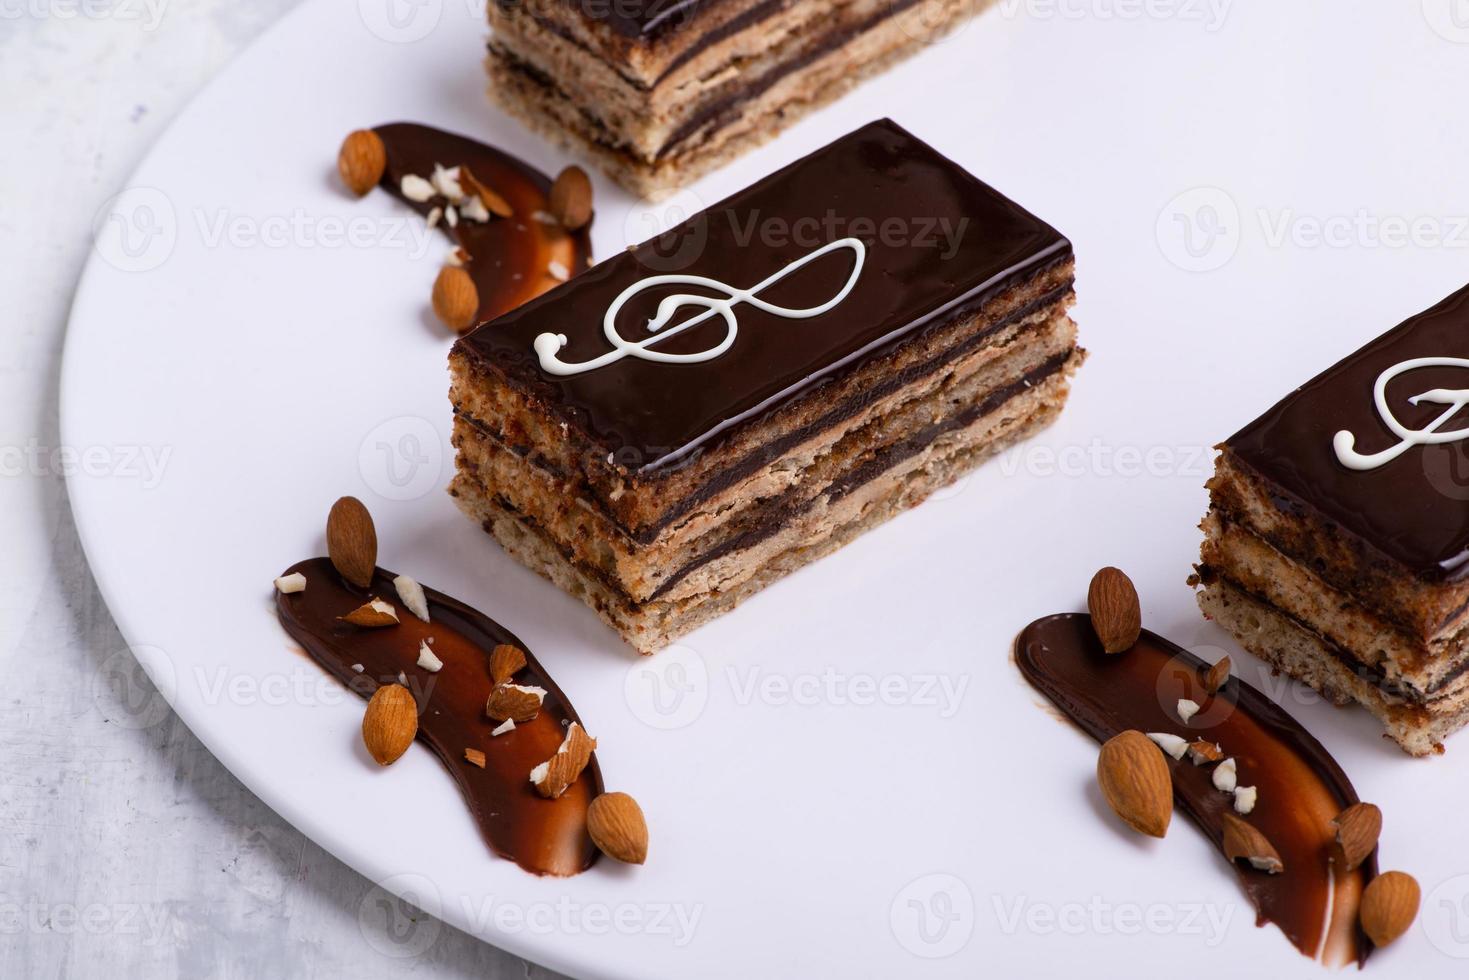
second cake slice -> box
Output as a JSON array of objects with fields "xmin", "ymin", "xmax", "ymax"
[{"xmin": 449, "ymin": 119, "xmax": 1082, "ymax": 652}]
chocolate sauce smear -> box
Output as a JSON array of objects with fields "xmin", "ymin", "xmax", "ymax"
[
  {"xmin": 276, "ymin": 557, "xmax": 602, "ymax": 876},
  {"xmin": 372, "ymin": 122, "xmax": 592, "ymax": 324},
  {"xmin": 1016, "ymin": 614, "xmax": 1376, "ymax": 966}
]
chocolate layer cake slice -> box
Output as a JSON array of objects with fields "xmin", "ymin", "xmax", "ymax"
[
  {"xmin": 485, "ymin": 0, "xmax": 990, "ymax": 198},
  {"xmin": 449, "ymin": 119, "xmax": 1081, "ymax": 653},
  {"xmin": 1197, "ymin": 284, "xmax": 1469, "ymax": 755}
]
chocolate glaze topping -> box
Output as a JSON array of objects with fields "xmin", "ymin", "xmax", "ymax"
[
  {"xmin": 1228, "ymin": 283, "xmax": 1469, "ymax": 581},
  {"xmin": 276, "ymin": 558, "xmax": 602, "ymax": 876},
  {"xmin": 535, "ymin": 0, "xmax": 723, "ymax": 40},
  {"xmin": 1016, "ymin": 615, "xmax": 1375, "ymax": 966},
  {"xmin": 456, "ymin": 119, "xmax": 1071, "ymax": 472},
  {"xmin": 373, "ymin": 123, "xmax": 592, "ymax": 324}
]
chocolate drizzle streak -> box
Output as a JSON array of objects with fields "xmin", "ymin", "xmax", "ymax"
[
  {"xmin": 276, "ymin": 557, "xmax": 602, "ymax": 876},
  {"xmin": 1016, "ymin": 614, "xmax": 1375, "ymax": 966},
  {"xmin": 372, "ymin": 122, "xmax": 592, "ymax": 324}
]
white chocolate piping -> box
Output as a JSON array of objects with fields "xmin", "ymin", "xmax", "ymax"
[
  {"xmin": 532, "ymin": 237, "xmax": 866, "ymax": 376},
  {"xmin": 1333, "ymin": 356, "xmax": 1469, "ymax": 470}
]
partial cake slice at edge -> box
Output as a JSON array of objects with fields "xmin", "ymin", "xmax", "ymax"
[
  {"xmin": 485, "ymin": 0, "xmax": 987, "ymax": 199},
  {"xmin": 1196, "ymin": 578, "xmax": 1468, "ymax": 756}
]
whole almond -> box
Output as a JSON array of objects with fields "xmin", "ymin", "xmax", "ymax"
[
  {"xmin": 461, "ymin": 166, "xmax": 513, "ymax": 218},
  {"xmin": 486, "ymin": 683, "xmax": 545, "ymax": 723},
  {"xmin": 327, "ymin": 496, "xmax": 377, "ymax": 588},
  {"xmin": 432, "ymin": 266, "xmax": 479, "ymax": 333},
  {"xmin": 549, "ymin": 166, "xmax": 593, "ymax": 230},
  {"xmin": 362, "ymin": 684, "xmax": 417, "ymax": 765},
  {"xmin": 1221, "ymin": 812, "xmax": 1284, "ymax": 873},
  {"xmin": 338, "ymin": 129, "xmax": 386, "ymax": 197},
  {"xmin": 1360, "ymin": 871, "xmax": 1419, "ymax": 948},
  {"xmin": 587, "ymin": 792, "xmax": 648, "ymax": 864},
  {"xmin": 1203, "ymin": 656, "xmax": 1231, "ymax": 694},
  {"xmin": 1088, "ymin": 567, "xmax": 1142, "ymax": 654},
  {"xmin": 489, "ymin": 643, "xmax": 527, "ymax": 685},
  {"xmin": 1332, "ymin": 802, "xmax": 1382, "ymax": 872},
  {"xmin": 1097, "ymin": 730, "xmax": 1172, "ymax": 837}
]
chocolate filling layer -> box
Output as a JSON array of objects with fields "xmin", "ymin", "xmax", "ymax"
[
  {"xmin": 655, "ymin": 0, "xmax": 928, "ymax": 159},
  {"xmin": 508, "ymin": 0, "xmax": 797, "ymax": 92}
]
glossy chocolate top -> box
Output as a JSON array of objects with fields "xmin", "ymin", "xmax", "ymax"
[
  {"xmin": 276, "ymin": 558, "xmax": 602, "ymax": 877},
  {"xmin": 1016, "ymin": 614, "xmax": 1373, "ymax": 965},
  {"xmin": 456, "ymin": 119, "xmax": 1070, "ymax": 472},
  {"xmin": 1228, "ymin": 284, "xmax": 1469, "ymax": 580},
  {"xmin": 545, "ymin": 0, "xmax": 722, "ymax": 39},
  {"xmin": 374, "ymin": 123, "xmax": 592, "ymax": 325}
]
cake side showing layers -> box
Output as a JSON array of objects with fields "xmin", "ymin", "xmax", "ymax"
[
  {"xmin": 453, "ymin": 300, "xmax": 1076, "ymax": 604},
  {"xmin": 454, "ymin": 351, "xmax": 1080, "ymax": 653},
  {"xmin": 451, "ymin": 292, "xmax": 1081, "ymax": 652},
  {"xmin": 449, "ymin": 118, "xmax": 1082, "ymax": 652},
  {"xmin": 1196, "ymin": 283, "xmax": 1469, "ymax": 755},
  {"xmin": 486, "ymin": 0, "xmax": 987, "ymax": 197},
  {"xmin": 1196, "ymin": 581, "xmax": 1469, "ymax": 757}
]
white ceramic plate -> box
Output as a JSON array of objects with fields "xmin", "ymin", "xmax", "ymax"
[{"xmin": 63, "ymin": 0, "xmax": 1469, "ymax": 975}]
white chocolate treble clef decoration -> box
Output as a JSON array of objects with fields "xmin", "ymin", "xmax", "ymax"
[
  {"xmin": 1333, "ymin": 356, "xmax": 1469, "ymax": 470},
  {"xmin": 532, "ymin": 237, "xmax": 866, "ymax": 376}
]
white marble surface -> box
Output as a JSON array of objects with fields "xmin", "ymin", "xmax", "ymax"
[{"xmin": 0, "ymin": 3, "xmax": 558, "ymax": 976}]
